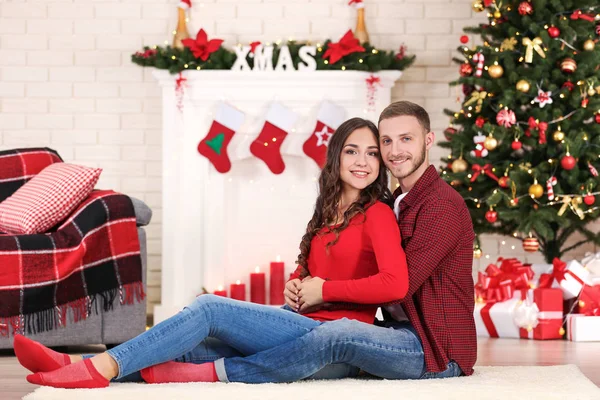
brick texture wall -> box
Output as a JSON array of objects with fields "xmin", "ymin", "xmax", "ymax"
[{"xmin": 1, "ymin": 0, "xmax": 597, "ymax": 315}]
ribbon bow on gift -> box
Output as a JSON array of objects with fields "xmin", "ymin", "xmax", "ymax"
[
  {"xmin": 539, "ymin": 258, "xmax": 586, "ymax": 289},
  {"xmin": 475, "ymin": 258, "xmax": 534, "ymax": 303},
  {"xmin": 464, "ymin": 91, "xmax": 487, "ymax": 113},
  {"xmin": 522, "ymin": 37, "xmax": 545, "ymax": 63},
  {"xmin": 557, "ymin": 196, "xmax": 585, "ymax": 220},
  {"xmin": 525, "ymin": 117, "xmax": 548, "ymax": 144},
  {"xmin": 470, "ymin": 164, "xmax": 499, "ymax": 183},
  {"xmin": 514, "ymin": 291, "xmax": 540, "ymax": 330}
]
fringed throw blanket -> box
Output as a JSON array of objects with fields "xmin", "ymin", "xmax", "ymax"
[{"xmin": 0, "ymin": 149, "xmax": 145, "ymax": 336}]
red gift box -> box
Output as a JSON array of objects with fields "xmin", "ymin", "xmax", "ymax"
[
  {"xmin": 578, "ymin": 285, "xmax": 600, "ymax": 316},
  {"xmin": 517, "ymin": 288, "xmax": 564, "ymax": 340}
]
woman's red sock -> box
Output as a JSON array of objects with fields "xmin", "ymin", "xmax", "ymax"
[
  {"xmin": 141, "ymin": 361, "xmax": 218, "ymax": 383},
  {"xmin": 14, "ymin": 334, "xmax": 71, "ymax": 373},
  {"xmin": 27, "ymin": 358, "xmax": 110, "ymax": 389}
]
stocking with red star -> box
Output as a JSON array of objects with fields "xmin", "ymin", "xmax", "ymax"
[
  {"xmin": 303, "ymin": 101, "xmax": 346, "ymax": 168},
  {"xmin": 250, "ymin": 103, "xmax": 298, "ymax": 174},
  {"xmin": 197, "ymin": 103, "xmax": 245, "ymax": 173}
]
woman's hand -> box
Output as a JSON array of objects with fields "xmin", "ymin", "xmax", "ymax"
[
  {"xmin": 284, "ymin": 279, "xmax": 302, "ymax": 311},
  {"xmin": 297, "ymin": 277, "xmax": 325, "ymax": 313}
]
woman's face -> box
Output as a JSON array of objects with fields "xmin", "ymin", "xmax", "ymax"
[{"xmin": 339, "ymin": 127, "xmax": 380, "ymax": 194}]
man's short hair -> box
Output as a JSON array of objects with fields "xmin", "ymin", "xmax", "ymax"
[{"xmin": 378, "ymin": 101, "xmax": 431, "ymax": 133}]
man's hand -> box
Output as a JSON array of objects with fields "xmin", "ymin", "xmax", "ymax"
[
  {"xmin": 298, "ymin": 276, "xmax": 325, "ymax": 313},
  {"xmin": 284, "ymin": 279, "xmax": 302, "ymax": 311}
]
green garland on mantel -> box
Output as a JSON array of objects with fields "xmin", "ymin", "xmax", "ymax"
[{"xmin": 131, "ymin": 40, "xmax": 415, "ymax": 74}]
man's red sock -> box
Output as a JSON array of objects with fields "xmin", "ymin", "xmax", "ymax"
[
  {"xmin": 14, "ymin": 334, "xmax": 71, "ymax": 373},
  {"xmin": 27, "ymin": 358, "xmax": 109, "ymax": 389},
  {"xmin": 141, "ymin": 361, "xmax": 219, "ymax": 383}
]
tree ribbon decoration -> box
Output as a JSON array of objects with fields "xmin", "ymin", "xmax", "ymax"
[
  {"xmin": 570, "ymin": 10, "xmax": 595, "ymax": 22},
  {"xmin": 522, "ymin": 37, "xmax": 545, "ymax": 63},
  {"xmin": 526, "ymin": 117, "xmax": 548, "ymax": 144},
  {"xmin": 464, "ymin": 90, "xmax": 487, "ymax": 113},
  {"xmin": 557, "ymin": 196, "xmax": 584, "ymax": 220},
  {"xmin": 470, "ymin": 163, "xmax": 499, "ymax": 182}
]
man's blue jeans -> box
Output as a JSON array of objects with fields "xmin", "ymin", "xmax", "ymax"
[{"xmin": 102, "ymin": 294, "xmax": 461, "ymax": 383}]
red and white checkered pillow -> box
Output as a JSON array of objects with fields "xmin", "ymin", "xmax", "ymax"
[{"xmin": 0, "ymin": 163, "xmax": 102, "ymax": 234}]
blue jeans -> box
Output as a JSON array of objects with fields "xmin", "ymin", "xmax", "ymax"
[
  {"xmin": 220, "ymin": 319, "xmax": 463, "ymax": 383},
  {"xmin": 103, "ymin": 295, "xmax": 358, "ymax": 382}
]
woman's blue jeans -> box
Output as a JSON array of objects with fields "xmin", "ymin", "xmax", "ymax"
[{"xmin": 99, "ymin": 294, "xmax": 461, "ymax": 383}]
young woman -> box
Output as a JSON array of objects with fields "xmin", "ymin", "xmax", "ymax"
[{"xmin": 15, "ymin": 117, "xmax": 409, "ymax": 388}]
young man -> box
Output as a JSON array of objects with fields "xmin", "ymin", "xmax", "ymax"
[{"xmin": 214, "ymin": 101, "xmax": 477, "ymax": 382}]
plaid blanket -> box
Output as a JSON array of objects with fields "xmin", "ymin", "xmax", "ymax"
[{"xmin": 0, "ymin": 148, "xmax": 145, "ymax": 336}]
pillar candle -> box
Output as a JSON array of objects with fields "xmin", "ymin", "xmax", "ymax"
[
  {"xmin": 250, "ymin": 266, "xmax": 266, "ymax": 304},
  {"xmin": 214, "ymin": 285, "xmax": 227, "ymax": 297},
  {"xmin": 270, "ymin": 255, "xmax": 285, "ymax": 305},
  {"xmin": 230, "ymin": 280, "xmax": 246, "ymax": 301}
]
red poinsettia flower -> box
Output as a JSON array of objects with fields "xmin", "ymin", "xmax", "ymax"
[
  {"xmin": 249, "ymin": 41, "xmax": 261, "ymax": 53},
  {"xmin": 182, "ymin": 29, "xmax": 223, "ymax": 61},
  {"xmin": 322, "ymin": 30, "xmax": 365, "ymax": 65}
]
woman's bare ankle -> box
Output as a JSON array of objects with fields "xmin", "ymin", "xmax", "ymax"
[
  {"xmin": 90, "ymin": 353, "xmax": 119, "ymax": 380},
  {"xmin": 69, "ymin": 355, "xmax": 83, "ymax": 364}
]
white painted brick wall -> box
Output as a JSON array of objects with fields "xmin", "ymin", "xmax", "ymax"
[{"xmin": 1, "ymin": 0, "xmax": 597, "ymax": 316}]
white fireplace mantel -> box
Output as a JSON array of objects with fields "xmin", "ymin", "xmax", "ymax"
[{"xmin": 153, "ymin": 70, "xmax": 402, "ymax": 323}]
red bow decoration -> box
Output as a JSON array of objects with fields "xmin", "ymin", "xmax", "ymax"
[
  {"xmin": 525, "ymin": 117, "xmax": 548, "ymax": 144},
  {"xmin": 579, "ymin": 286, "xmax": 600, "ymax": 316},
  {"xmin": 538, "ymin": 258, "xmax": 586, "ymax": 289},
  {"xmin": 348, "ymin": 0, "xmax": 363, "ymax": 4},
  {"xmin": 249, "ymin": 41, "xmax": 261, "ymax": 53},
  {"xmin": 483, "ymin": 0, "xmax": 494, "ymax": 6},
  {"xmin": 322, "ymin": 30, "xmax": 365, "ymax": 65},
  {"xmin": 470, "ymin": 164, "xmax": 499, "ymax": 182},
  {"xmin": 475, "ymin": 258, "xmax": 533, "ymax": 303},
  {"xmin": 182, "ymin": 29, "xmax": 224, "ymax": 61},
  {"xmin": 570, "ymin": 10, "xmax": 595, "ymax": 22},
  {"xmin": 366, "ymin": 75, "xmax": 380, "ymax": 86}
]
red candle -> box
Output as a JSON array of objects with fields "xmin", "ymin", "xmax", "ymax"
[
  {"xmin": 214, "ymin": 285, "xmax": 227, "ymax": 297},
  {"xmin": 270, "ymin": 255, "xmax": 285, "ymax": 305},
  {"xmin": 230, "ymin": 280, "xmax": 246, "ymax": 301},
  {"xmin": 250, "ymin": 266, "xmax": 266, "ymax": 304}
]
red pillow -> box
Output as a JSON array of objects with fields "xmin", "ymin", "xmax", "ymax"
[{"xmin": 0, "ymin": 163, "xmax": 102, "ymax": 234}]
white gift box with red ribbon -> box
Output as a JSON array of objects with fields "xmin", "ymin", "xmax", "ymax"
[
  {"xmin": 536, "ymin": 259, "xmax": 591, "ymax": 300},
  {"xmin": 566, "ymin": 314, "xmax": 600, "ymax": 342}
]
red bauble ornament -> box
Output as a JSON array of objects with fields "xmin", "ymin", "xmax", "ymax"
[
  {"xmin": 511, "ymin": 197, "xmax": 519, "ymax": 206},
  {"xmin": 499, "ymin": 176, "xmax": 510, "ymax": 188},
  {"xmin": 485, "ymin": 210, "xmax": 498, "ymax": 223},
  {"xmin": 595, "ymin": 113, "xmax": 600, "ymax": 124},
  {"xmin": 523, "ymin": 237, "xmax": 540, "ymax": 252},
  {"xmin": 444, "ymin": 127, "xmax": 458, "ymax": 140},
  {"xmin": 561, "ymin": 155, "xmax": 576, "ymax": 170},
  {"xmin": 518, "ymin": 1, "xmax": 533, "ymax": 15},
  {"xmin": 511, "ymin": 140, "xmax": 522, "ymax": 150},
  {"xmin": 463, "ymin": 84, "xmax": 475, "ymax": 96},
  {"xmin": 584, "ymin": 194, "xmax": 595, "ymax": 206},
  {"xmin": 475, "ymin": 116, "xmax": 485, "ymax": 128},
  {"xmin": 460, "ymin": 63, "xmax": 473, "ymax": 77},
  {"xmin": 460, "ymin": 35, "xmax": 469, "ymax": 44},
  {"xmin": 548, "ymin": 26, "xmax": 560, "ymax": 38},
  {"xmin": 562, "ymin": 81, "xmax": 575, "ymax": 91}
]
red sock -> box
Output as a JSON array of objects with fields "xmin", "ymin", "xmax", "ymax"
[
  {"xmin": 250, "ymin": 103, "xmax": 297, "ymax": 174},
  {"xmin": 197, "ymin": 103, "xmax": 245, "ymax": 173},
  {"xmin": 303, "ymin": 101, "xmax": 345, "ymax": 168},
  {"xmin": 14, "ymin": 334, "xmax": 71, "ymax": 373},
  {"xmin": 140, "ymin": 361, "xmax": 218, "ymax": 383},
  {"xmin": 26, "ymin": 358, "xmax": 109, "ymax": 389}
]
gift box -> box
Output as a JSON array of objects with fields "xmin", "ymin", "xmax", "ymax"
[
  {"xmin": 577, "ymin": 285, "xmax": 600, "ymax": 316},
  {"xmin": 516, "ymin": 288, "xmax": 563, "ymax": 340},
  {"xmin": 474, "ymin": 293, "xmax": 522, "ymax": 338},
  {"xmin": 582, "ymin": 252, "xmax": 600, "ymax": 276},
  {"xmin": 566, "ymin": 314, "xmax": 600, "ymax": 342},
  {"xmin": 538, "ymin": 258, "xmax": 591, "ymax": 300}
]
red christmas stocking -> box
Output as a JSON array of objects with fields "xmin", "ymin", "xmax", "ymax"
[
  {"xmin": 250, "ymin": 103, "xmax": 298, "ymax": 174},
  {"xmin": 303, "ymin": 101, "xmax": 346, "ymax": 168},
  {"xmin": 197, "ymin": 103, "xmax": 245, "ymax": 173}
]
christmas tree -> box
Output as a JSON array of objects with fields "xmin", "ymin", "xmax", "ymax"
[{"xmin": 440, "ymin": 0, "xmax": 600, "ymax": 263}]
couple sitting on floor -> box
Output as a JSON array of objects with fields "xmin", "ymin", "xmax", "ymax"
[{"xmin": 15, "ymin": 101, "xmax": 476, "ymax": 388}]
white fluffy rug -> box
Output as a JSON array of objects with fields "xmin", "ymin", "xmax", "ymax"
[{"xmin": 23, "ymin": 365, "xmax": 599, "ymax": 400}]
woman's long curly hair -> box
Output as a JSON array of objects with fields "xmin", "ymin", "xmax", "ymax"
[{"xmin": 295, "ymin": 117, "xmax": 393, "ymax": 277}]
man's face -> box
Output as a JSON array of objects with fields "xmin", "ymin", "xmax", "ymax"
[{"xmin": 379, "ymin": 115, "xmax": 433, "ymax": 180}]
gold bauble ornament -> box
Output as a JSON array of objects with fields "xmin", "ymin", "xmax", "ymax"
[
  {"xmin": 516, "ymin": 80, "xmax": 531, "ymax": 93},
  {"xmin": 473, "ymin": 248, "xmax": 483, "ymax": 259},
  {"xmin": 493, "ymin": 10, "xmax": 502, "ymax": 19},
  {"xmin": 523, "ymin": 237, "xmax": 540, "ymax": 252},
  {"xmin": 484, "ymin": 136, "xmax": 498, "ymax": 151},
  {"xmin": 552, "ymin": 130, "xmax": 565, "ymax": 142},
  {"xmin": 588, "ymin": 87, "xmax": 596, "ymax": 96},
  {"xmin": 488, "ymin": 64, "xmax": 504, "ymax": 78},
  {"xmin": 560, "ymin": 58, "xmax": 577, "ymax": 74},
  {"xmin": 574, "ymin": 195, "xmax": 583, "ymax": 205},
  {"xmin": 451, "ymin": 158, "xmax": 469, "ymax": 173},
  {"xmin": 472, "ymin": 0, "xmax": 485, "ymax": 12},
  {"xmin": 529, "ymin": 183, "xmax": 544, "ymax": 199},
  {"xmin": 583, "ymin": 39, "xmax": 596, "ymax": 52}
]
